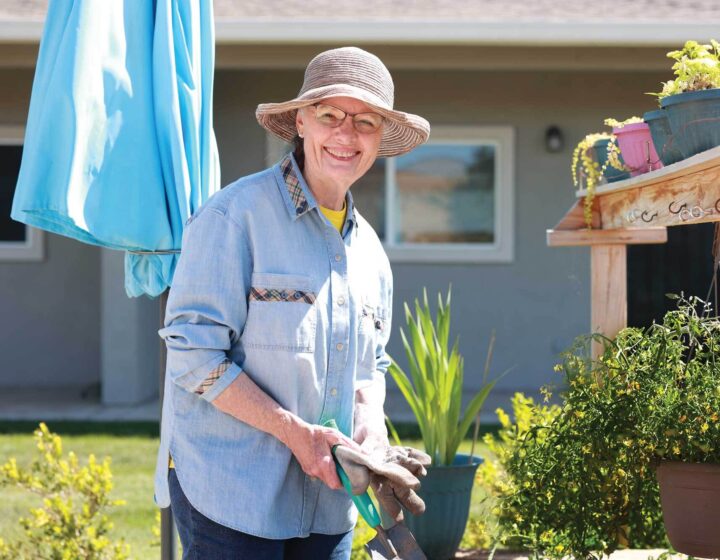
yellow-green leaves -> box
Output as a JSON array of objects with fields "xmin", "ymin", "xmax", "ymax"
[{"xmin": 655, "ymin": 39, "xmax": 720, "ymax": 101}]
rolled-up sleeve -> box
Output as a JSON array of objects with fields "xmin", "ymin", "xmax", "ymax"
[{"xmin": 159, "ymin": 206, "xmax": 251, "ymax": 402}]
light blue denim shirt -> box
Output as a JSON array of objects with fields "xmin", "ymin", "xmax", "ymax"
[{"xmin": 154, "ymin": 153, "xmax": 393, "ymax": 538}]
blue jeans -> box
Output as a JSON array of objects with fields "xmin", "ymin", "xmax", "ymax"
[{"xmin": 168, "ymin": 469, "xmax": 353, "ymax": 560}]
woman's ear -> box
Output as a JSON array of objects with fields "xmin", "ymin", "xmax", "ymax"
[{"xmin": 295, "ymin": 109, "xmax": 305, "ymax": 138}]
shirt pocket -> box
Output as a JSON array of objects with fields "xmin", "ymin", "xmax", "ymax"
[
  {"xmin": 357, "ymin": 300, "xmax": 387, "ymax": 373},
  {"xmin": 242, "ymin": 272, "xmax": 317, "ymax": 353}
]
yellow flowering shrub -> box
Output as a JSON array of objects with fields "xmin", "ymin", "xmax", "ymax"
[{"xmin": 0, "ymin": 423, "xmax": 129, "ymax": 560}]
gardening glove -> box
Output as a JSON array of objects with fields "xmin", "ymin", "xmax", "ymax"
[
  {"xmin": 333, "ymin": 445, "xmax": 431, "ymax": 521},
  {"xmin": 375, "ymin": 445, "xmax": 431, "ymax": 479}
]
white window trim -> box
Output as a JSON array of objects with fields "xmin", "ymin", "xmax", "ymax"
[
  {"xmin": 0, "ymin": 125, "xmax": 44, "ymax": 262},
  {"xmin": 385, "ymin": 125, "xmax": 515, "ymax": 263}
]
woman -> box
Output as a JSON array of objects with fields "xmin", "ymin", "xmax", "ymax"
[{"xmin": 154, "ymin": 46, "xmax": 430, "ymax": 559}]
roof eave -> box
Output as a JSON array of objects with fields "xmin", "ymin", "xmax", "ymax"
[
  {"xmin": 215, "ymin": 21, "xmax": 720, "ymax": 47},
  {"xmin": 0, "ymin": 20, "xmax": 717, "ymax": 47}
]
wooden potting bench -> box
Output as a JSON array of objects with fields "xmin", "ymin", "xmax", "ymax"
[{"xmin": 547, "ymin": 145, "xmax": 720, "ymax": 356}]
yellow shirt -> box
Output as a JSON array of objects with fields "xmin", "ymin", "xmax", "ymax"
[{"xmin": 319, "ymin": 201, "xmax": 347, "ymax": 233}]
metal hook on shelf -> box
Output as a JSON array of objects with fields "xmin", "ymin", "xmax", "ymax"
[
  {"xmin": 714, "ymin": 199, "xmax": 720, "ymax": 214},
  {"xmin": 668, "ymin": 201, "xmax": 687, "ymax": 215},
  {"xmin": 641, "ymin": 210, "xmax": 658, "ymax": 223}
]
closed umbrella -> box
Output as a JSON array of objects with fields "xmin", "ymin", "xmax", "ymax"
[
  {"xmin": 11, "ymin": 1, "xmax": 219, "ymax": 558},
  {"xmin": 11, "ymin": 0, "xmax": 219, "ymax": 297}
]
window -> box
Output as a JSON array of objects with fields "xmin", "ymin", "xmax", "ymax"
[
  {"xmin": 0, "ymin": 126, "xmax": 43, "ymax": 261},
  {"xmin": 266, "ymin": 125, "xmax": 514, "ymax": 263}
]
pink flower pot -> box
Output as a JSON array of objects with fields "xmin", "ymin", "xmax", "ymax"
[{"xmin": 613, "ymin": 122, "xmax": 663, "ymax": 176}]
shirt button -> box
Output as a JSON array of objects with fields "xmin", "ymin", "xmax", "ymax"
[
  {"xmin": 336, "ymin": 342, "xmax": 344, "ymax": 351},
  {"xmin": 335, "ymin": 254, "xmax": 342, "ymax": 262},
  {"xmin": 330, "ymin": 388, "xmax": 338, "ymax": 397},
  {"xmin": 337, "ymin": 296, "xmax": 345, "ymax": 306}
]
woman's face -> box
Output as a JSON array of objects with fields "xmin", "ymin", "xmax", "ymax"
[{"xmin": 296, "ymin": 96, "xmax": 383, "ymax": 191}]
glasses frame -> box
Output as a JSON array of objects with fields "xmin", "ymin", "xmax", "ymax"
[{"xmin": 309, "ymin": 103, "xmax": 384, "ymax": 134}]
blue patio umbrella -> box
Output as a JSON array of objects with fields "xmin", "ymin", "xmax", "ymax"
[
  {"xmin": 11, "ymin": 2, "xmax": 219, "ymax": 558},
  {"xmin": 11, "ymin": 0, "xmax": 219, "ymax": 297}
]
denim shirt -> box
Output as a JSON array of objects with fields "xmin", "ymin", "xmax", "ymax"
[{"xmin": 154, "ymin": 153, "xmax": 393, "ymax": 538}]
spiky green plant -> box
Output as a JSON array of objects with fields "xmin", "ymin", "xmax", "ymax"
[{"xmin": 388, "ymin": 288, "xmax": 496, "ymax": 466}]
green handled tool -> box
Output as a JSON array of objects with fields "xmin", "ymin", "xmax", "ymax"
[{"xmin": 323, "ymin": 419, "xmax": 426, "ymax": 560}]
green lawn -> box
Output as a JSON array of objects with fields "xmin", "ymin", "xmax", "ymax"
[{"xmin": 0, "ymin": 422, "xmax": 495, "ymax": 559}]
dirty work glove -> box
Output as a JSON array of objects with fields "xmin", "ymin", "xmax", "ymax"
[
  {"xmin": 375, "ymin": 446, "xmax": 431, "ymax": 479},
  {"xmin": 333, "ymin": 445, "xmax": 431, "ymax": 521}
]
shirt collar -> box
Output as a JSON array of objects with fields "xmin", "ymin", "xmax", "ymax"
[
  {"xmin": 277, "ymin": 152, "xmax": 359, "ymax": 232},
  {"xmin": 278, "ymin": 152, "xmax": 315, "ymax": 219}
]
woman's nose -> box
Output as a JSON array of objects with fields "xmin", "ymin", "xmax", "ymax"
[{"xmin": 334, "ymin": 116, "xmax": 358, "ymax": 139}]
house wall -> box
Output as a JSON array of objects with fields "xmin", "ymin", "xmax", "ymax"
[
  {"xmin": 214, "ymin": 67, "xmax": 669, "ymax": 417},
  {"xmin": 0, "ymin": 61, "xmax": 672, "ymax": 414}
]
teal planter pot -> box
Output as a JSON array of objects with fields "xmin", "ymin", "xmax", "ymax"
[
  {"xmin": 661, "ymin": 88, "xmax": 720, "ymax": 158},
  {"xmin": 644, "ymin": 109, "xmax": 684, "ymax": 165},
  {"xmin": 592, "ymin": 138, "xmax": 630, "ymax": 183},
  {"xmin": 383, "ymin": 454, "xmax": 482, "ymax": 560}
]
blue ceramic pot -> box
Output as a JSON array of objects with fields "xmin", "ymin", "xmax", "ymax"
[
  {"xmin": 592, "ymin": 138, "xmax": 630, "ymax": 183},
  {"xmin": 382, "ymin": 454, "xmax": 482, "ymax": 560},
  {"xmin": 643, "ymin": 109, "xmax": 684, "ymax": 165},
  {"xmin": 661, "ymin": 88, "xmax": 720, "ymax": 158}
]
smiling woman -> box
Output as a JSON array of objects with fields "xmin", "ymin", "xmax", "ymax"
[{"xmin": 155, "ymin": 47, "xmax": 430, "ymax": 560}]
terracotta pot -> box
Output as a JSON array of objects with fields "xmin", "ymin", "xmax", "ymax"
[{"xmin": 656, "ymin": 461, "xmax": 720, "ymax": 558}]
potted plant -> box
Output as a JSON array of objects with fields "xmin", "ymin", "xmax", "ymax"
[
  {"xmin": 654, "ymin": 40, "xmax": 720, "ymax": 158},
  {"xmin": 571, "ymin": 133, "xmax": 629, "ymax": 228},
  {"xmin": 621, "ymin": 296, "xmax": 720, "ymax": 558},
  {"xmin": 387, "ymin": 288, "xmax": 496, "ymax": 560},
  {"xmin": 479, "ymin": 296, "xmax": 720, "ymax": 559},
  {"xmin": 605, "ymin": 116, "xmax": 662, "ymax": 175},
  {"xmin": 643, "ymin": 109, "xmax": 685, "ymax": 166}
]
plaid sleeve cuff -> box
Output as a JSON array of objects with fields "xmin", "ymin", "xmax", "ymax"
[{"xmin": 194, "ymin": 359, "xmax": 243, "ymax": 402}]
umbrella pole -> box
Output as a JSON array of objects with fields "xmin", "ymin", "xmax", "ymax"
[{"xmin": 159, "ymin": 289, "xmax": 177, "ymax": 560}]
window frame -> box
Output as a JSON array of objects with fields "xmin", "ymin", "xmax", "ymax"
[
  {"xmin": 0, "ymin": 125, "xmax": 44, "ymax": 262},
  {"xmin": 384, "ymin": 125, "xmax": 515, "ymax": 264}
]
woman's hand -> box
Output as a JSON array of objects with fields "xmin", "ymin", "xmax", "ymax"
[{"xmin": 282, "ymin": 419, "xmax": 361, "ymax": 490}]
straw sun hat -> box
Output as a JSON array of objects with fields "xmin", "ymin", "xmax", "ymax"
[{"xmin": 255, "ymin": 47, "xmax": 430, "ymax": 157}]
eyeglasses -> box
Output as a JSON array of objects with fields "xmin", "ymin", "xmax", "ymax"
[{"xmin": 310, "ymin": 103, "xmax": 384, "ymax": 134}]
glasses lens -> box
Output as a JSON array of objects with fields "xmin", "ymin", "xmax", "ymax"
[
  {"xmin": 353, "ymin": 113, "xmax": 383, "ymax": 133},
  {"xmin": 314, "ymin": 104, "xmax": 345, "ymax": 127}
]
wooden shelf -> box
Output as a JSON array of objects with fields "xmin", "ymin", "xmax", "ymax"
[
  {"xmin": 546, "ymin": 144, "xmax": 720, "ymax": 355},
  {"xmin": 570, "ymin": 145, "xmax": 720, "ymax": 230},
  {"xmin": 547, "ymin": 227, "xmax": 667, "ymax": 247}
]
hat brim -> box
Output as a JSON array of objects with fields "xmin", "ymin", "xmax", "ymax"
[{"xmin": 255, "ymin": 84, "xmax": 430, "ymax": 157}]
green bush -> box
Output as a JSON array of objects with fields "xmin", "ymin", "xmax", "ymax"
[
  {"xmin": 478, "ymin": 372, "xmax": 669, "ymax": 558},
  {"xmin": 0, "ymin": 423, "xmax": 129, "ymax": 560}
]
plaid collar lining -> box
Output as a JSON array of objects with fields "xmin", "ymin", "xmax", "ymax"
[
  {"xmin": 279, "ymin": 152, "xmax": 358, "ymax": 231},
  {"xmin": 280, "ymin": 153, "xmax": 311, "ymax": 217}
]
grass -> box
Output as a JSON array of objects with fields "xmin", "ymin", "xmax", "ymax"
[{"xmin": 0, "ymin": 422, "xmax": 497, "ymax": 559}]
